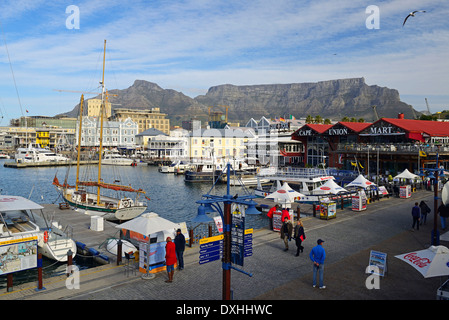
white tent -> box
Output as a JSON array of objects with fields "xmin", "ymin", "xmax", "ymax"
[
  {"xmin": 312, "ymin": 179, "xmax": 348, "ymax": 195},
  {"xmin": 394, "ymin": 169, "xmax": 419, "ymax": 180},
  {"xmin": 346, "ymin": 174, "xmax": 376, "ymax": 189},
  {"xmin": 116, "ymin": 212, "xmax": 179, "ymax": 241},
  {"xmin": 395, "ymin": 245, "xmax": 449, "ymax": 278},
  {"xmin": 265, "ymin": 182, "xmax": 305, "ymax": 205}
]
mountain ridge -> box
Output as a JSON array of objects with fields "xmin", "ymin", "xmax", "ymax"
[{"xmin": 58, "ymin": 77, "xmax": 418, "ymax": 125}]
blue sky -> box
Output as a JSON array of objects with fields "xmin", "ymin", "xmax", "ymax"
[{"xmin": 0, "ymin": 0, "xmax": 448, "ymax": 125}]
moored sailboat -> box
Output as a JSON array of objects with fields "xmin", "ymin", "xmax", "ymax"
[{"xmin": 53, "ymin": 40, "xmax": 149, "ymax": 222}]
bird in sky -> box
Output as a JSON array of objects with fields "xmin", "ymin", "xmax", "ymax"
[{"xmin": 403, "ymin": 10, "xmax": 426, "ymax": 27}]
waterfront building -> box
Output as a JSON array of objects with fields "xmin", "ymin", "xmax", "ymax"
[
  {"xmin": 0, "ymin": 126, "xmax": 75, "ymax": 150},
  {"xmin": 291, "ymin": 113, "xmax": 449, "ymax": 175},
  {"xmin": 77, "ymin": 116, "xmax": 137, "ymax": 149},
  {"xmin": 137, "ymin": 128, "xmax": 189, "ymax": 159},
  {"xmin": 10, "ymin": 116, "xmax": 77, "ymax": 129},
  {"xmin": 188, "ymin": 128, "xmax": 254, "ymax": 161},
  {"xmin": 112, "ymin": 107, "xmax": 170, "ymax": 135}
]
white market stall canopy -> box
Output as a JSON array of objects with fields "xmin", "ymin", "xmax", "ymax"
[
  {"xmin": 346, "ymin": 174, "xmax": 376, "ymax": 189},
  {"xmin": 116, "ymin": 212, "xmax": 179, "ymax": 237},
  {"xmin": 312, "ymin": 179, "xmax": 348, "ymax": 195},
  {"xmin": 394, "ymin": 169, "xmax": 419, "ymax": 180}
]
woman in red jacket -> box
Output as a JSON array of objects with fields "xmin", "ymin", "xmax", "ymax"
[{"xmin": 165, "ymin": 237, "xmax": 177, "ymax": 283}]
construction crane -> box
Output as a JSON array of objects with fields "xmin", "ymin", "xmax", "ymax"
[
  {"xmin": 425, "ymin": 98, "xmax": 431, "ymax": 115},
  {"xmin": 371, "ymin": 105, "xmax": 379, "ymax": 121},
  {"xmin": 53, "ymin": 89, "xmax": 118, "ymax": 98}
]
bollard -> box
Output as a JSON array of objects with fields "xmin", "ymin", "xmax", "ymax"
[
  {"xmin": 189, "ymin": 229, "xmax": 193, "ymax": 247},
  {"xmin": 312, "ymin": 204, "xmax": 316, "ymax": 217},
  {"xmin": 117, "ymin": 239, "xmax": 122, "ymax": 265},
  {"xmin": 7, "ymin": 273, "xmax": 13, "ymax": 292},
  {"xmin": 208, "ymin": 224, "xmax": 212, "ymax": 237},
  {"xmin": 296, "ymin": 206, "xmax": 300, "ymax": 220},
  {"xmin": 341, "ymin": 198, "xmax": 344, "ymax": 210},
  {"xmin": 66, "ymin": 250, "xmax": 73, "ymax": 277},
  {"xmin": 36, "ymin": 253, "xmax": 45, "ymax": 291}
]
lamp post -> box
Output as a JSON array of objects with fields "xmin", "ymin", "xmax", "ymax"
[
  {"xmin": 422, "ymin": 150, "xmax": 442, "ymax": 246},
  {"xmin": 195, "ymin": 162, "xmax": 259, "ymax": 300}
]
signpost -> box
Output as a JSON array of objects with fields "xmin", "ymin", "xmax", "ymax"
[{"xmin": 199, "ymin": 234, "xmax": 223, "ymax": 265}]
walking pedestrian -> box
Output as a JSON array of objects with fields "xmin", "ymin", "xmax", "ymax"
[
  {"xmin": 419, "ymin": 200, "xmax": 431, "ymax": 225},
  {"xmin": 280, "ymin": 216, "xmax": 292, "ymax": 251},
  {"xmin": 293, "ymin": 220, "xmax": 305, "ymax": 256},
  {"xmin": 310, "ymin": 239, "xmax": 326, "ymax": 289},
  {"xmin": 411, "ymin": 202, "xmax": 420, "ymax": 231},
  {"xmin": 174, "ymin": 228, "xmax": 185, "ymax": 270},
  {"xmin": 438, "ymin": 202, "xmax": 449, "ymax": 230},
  {"xmin": 165, "ymin": 236, "xmax": 177, "ymax": 283}
]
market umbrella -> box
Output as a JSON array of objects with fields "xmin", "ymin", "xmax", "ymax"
[
  {"xmin": 311, "ymin": 179, "xmax": 348, "ymax": 195},
  {"xmin": 393, "ymin": 169, "xmax": 419, "ymax": 180},
  {"xmin": 265, "ymin": 182, "xmax": 305, "ymax": 205},
  {"xmin": 116, "ymin": 212, "xmax": 179, "ymax": 237},
  {"xmin": 345, "ymin": 174, "xmax": 376, "ymax": 189},
  {"xmin": 395, "ymin": 245, "xmax": 449, "ymax": 278}
]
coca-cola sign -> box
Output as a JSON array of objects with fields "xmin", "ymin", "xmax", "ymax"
[{"xmin": 403, "ymin": 252, "xmax": 431, "ymax": 268}]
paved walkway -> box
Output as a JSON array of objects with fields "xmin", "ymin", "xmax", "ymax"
[{"xmin": 1, "ymin": 190, "xmax": 448, "ymax": 301}]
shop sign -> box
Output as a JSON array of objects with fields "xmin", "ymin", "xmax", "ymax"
[
  {"xmin": 369, "ymin": 126, "xmax": 394, "ymax": 135},
  {"xmin": 295, "ymin": 129, "xmax": 312, "ymax": 136},
  {"xmin": 328, "ymin": 128, "xmax": 348, "ymax": 135}
]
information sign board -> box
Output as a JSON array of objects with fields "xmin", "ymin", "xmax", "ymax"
[
  {"xmin": 199, "ymin": 234, "xmax": 223, "ymax": 264},
  {"xmin": 0, "ymin": 236, "xmax": 38, "ymax": 275},
  {"xmin": 231, "ymin": 204, "xmax": 245, "ymax": 266}
]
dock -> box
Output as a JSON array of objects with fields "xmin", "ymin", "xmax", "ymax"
[
  {"xmin": 41, "ymin": 203, "xmax": 121, "ymax": 264},
  {"xmin": 4, "ymin": 160, "xmax": 99, "ymax": 168}
]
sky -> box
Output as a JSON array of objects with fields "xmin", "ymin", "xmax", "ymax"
[{"xmin": 0, "ymin": 0, "xmax": 448, "ymax": 125}]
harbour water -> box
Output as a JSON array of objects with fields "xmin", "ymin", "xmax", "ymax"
[{"xmin": 0, "ymin": 159, "xmax": 267, "ymax": 288}]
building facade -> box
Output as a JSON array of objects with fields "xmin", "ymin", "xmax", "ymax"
[
  {"xmin": 77, "ymin": 116, "xmax": 137, "ymax": 148},
  {"xmin": 291, "ymin": 114, "xmax": 449, "ymax": 175},
  {"xmin": 112, "ymin": 108, "xmax": 170, "ymax": 135}
]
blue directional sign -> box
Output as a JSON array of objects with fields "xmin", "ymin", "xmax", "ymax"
[{"xmin": 199, "ymin": 234, "xmax": 223, "ymax": 265}]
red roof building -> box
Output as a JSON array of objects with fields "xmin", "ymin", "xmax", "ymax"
[{"xmin": 291, "ymin": 114, "xmax": 449, "ymax": 175}]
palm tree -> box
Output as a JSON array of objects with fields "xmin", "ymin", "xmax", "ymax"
[
  {"xmin": 315, "ymin": 115, "xmax": 323, "ymax": 124},
  {"xmin": 341, "ymin": 116, "xmax": 350, "ymax": 122},
  {"xmin": 306, "ymin": 115, "xmax": 314, "ymax": 124}
]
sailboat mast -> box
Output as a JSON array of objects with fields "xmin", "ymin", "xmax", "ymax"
[
  {"xmin": 97, "ymin": 39, "xmax": 107, "ymax": 204},
  {"xmin": 76, "ymin": 94, "xmax": 84, "ymax": 191}
]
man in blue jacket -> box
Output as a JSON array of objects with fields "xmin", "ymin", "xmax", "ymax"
[{"xmin": 310, "ymin": 239, "xmax": 326, "ymax": 289}]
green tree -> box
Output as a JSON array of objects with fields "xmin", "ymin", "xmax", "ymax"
[
  {"xmin": 306, "ymin": 115, "xmax": 314, "ymax": 124},
  {"xmin": 341, "ymin": 116, "xmax": 350, "ymax": 122}
]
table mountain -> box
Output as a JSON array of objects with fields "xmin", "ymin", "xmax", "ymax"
[{"xmin": 58, "ymin": 78, "xmax": 418, "ymax": 125}]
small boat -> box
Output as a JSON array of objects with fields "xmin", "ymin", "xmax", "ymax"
[
  {"xmin": 255, "ymin": 167, "xmax": 342, "ymax": 204},
  {"xmin": 102, "ymin": 150, "xmax": 134, "ymax": 166},
  {"xmin": 0, "ymin": 153, "xmax": 10, "ymax": 159},
  {"xmin": 0, "ymin": 195, "xmax": 76, "ymax": 262},
  {"xmin": 15, "ymin": 144, "xmax": 70, "ymax": 164},
  {"xmin": 184, "ymin": 159, "xmax": 224, "ymax": 183},
  {"xmin": 159, "ymin": 160, "xmax": 191, "ymax": 174}
]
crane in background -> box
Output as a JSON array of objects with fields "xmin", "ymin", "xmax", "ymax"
[
  {"xmin": 425, "ymin": 98, "xmax": 431, "ymax": 115},
  {"xmin": 371, "ymin": 105, "xmax": 379, "ymax": 121}
]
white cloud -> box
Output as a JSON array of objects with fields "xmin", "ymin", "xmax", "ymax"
[{"xmin": 0, "ymin": 0, "xmax": 448, "ymax": 123}]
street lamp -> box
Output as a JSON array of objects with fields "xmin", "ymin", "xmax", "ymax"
[{"xmin": 194, "ymin": 162, "xmax": 260, "ymax": 300}]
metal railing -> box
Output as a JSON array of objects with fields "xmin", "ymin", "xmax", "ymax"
[{"xmin": 336, "ymin": 143, "xmax": 449, "ymax": 154}]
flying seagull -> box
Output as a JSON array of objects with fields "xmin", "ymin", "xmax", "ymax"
[{"xmin": 403, "ymin": 10, "xmax": 426, "ymax": 26}]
